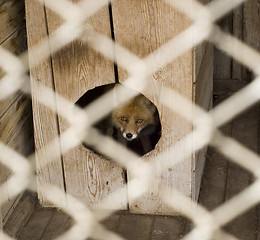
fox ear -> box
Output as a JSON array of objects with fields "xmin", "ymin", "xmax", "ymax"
[
  {"xmin": 113, "ymin": 83, "xmax": 136, "ymax": 107},
  {"xmin": 113, "ymin": 83, "xmax": 125, "ymax": 106},
  {"xmin": 140, "ymin": 96, "xmax": 156, "ymax": 113}
]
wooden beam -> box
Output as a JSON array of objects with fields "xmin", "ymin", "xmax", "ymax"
[
  {"xmin": 111, "ymin": 0, "xmax": 194, "ymax": 214},
  {"xmin": 25, "ymin": 0, "xmax": 66, "ymax": 205}
]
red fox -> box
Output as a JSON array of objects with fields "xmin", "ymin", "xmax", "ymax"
[
  {"xmin": 110, "ymin": 92, "xmax": 161, "ymax": 156},
  {"xmin": 75, "ymin": 84, "xmax": 161, "ymax": 157},
  {"xmin": 112, "ymin": 95, "xmax": 156, "ymax": 140}
]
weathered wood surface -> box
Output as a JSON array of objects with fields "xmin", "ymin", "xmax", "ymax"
[
  {"xmin": 243, "ymin": 0, "xmax": 260, "ymax": 51},
  {"xmin": 232, "ymin": 6, "xmax": 243, "ymax": 80},
  {"xmin": 112, "ymin": 0, "xmax": 212, "ymax": 214},
  {"xmin": 25, "ymin": 0, "xmax": 127, "ymax": 209},
  {"xmin": 0, "ymin": 0, "xmax": 33, "ymax": 226},
  {"xmin": 214, "ymin": 14, "xmax": 233, "ymax": 81},
  {"xmin": 40, "ymin": 210, "xmax": 72, "ymax": 240},
  {"xmin": 115, "ymin": 214, "xmax": 154, "ymax": 240},
  {"xmin": 6, "ymin": 102, "xmax": 260, "ymax": 240},
  {"xmin": 4, "ymin": 87, "xmax": 259, "ymax": 238},
  {"xmin": 3, "ymin": 192, "xmax": 36, "ymax": 238},
  {"xmin": 192, "ymin": 42, "xmax": 213, "ymax": 201},
  {"xmin": 0, "ymin": 0, "xmax": 25, "ymax": 44},
  {"xmin": 224, "ymin": 109, "xmax": 258, "ymax": 240},
  {"xmin": 18, "ymin": 204, "xmax": 56, "ymax": 240},
  {"xmin": 26, "ymin": 0, "xmax": 212, "ymax": 214},
  {"xmin": 151, "ymin": 216, "xmax": 187, "ymax": 239},
  {"xmin": 112, "ymin": 0, "xmax": 193, "ymax": 215},
  {"xmin": 213, "ymin": 0, "xmax": 260, "ymax": 82},
  {"xmin": 44, "ymin": 1, "xmax": 127, "ymax": 209},
  {"xmin": 199, "ymin": 125, "xmax": 231, "ymax": 210},
  {"xmin": 0, "ymin": 25, "xmax": 27, "ymax": 117},
  {"xmin": 0, "ymin": 95, "xmax": 33, "ymax": 224},
  {"xmin": 25, "ymin": 0, "xmax": 66, "ymax": 206}
]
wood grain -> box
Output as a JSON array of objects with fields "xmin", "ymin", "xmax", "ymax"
[
  {"xmin": 0, "ymin": 1, "xmax": 32, "ymax": 224},
  {"xmin": 18, "ymin": 203, "xmax": 55, "ymax": 240},
  {"xmin": 232, "ymin": 6, "xmax": 243, "ymax": 81},
  {"xmin": 243, "ymin": 0, "xmax": 260, "ymax": 51},
  {"xmin": 3, "ymin": 192, "xmax": 36, "ymax": 238},
  {"xmin": 192, "ymin": 42, "xmax": 213, "ymax": 201},
  {"xmin": 25, "ymin": 0, "xmax": 65, "ymax": 205},
  {"xmin": 198, "ymin": 125, "xmax": 231, "ymax": 210},
  {"xmin": 43, "ymin": 2, "xmax": 127, "ymax": 209},
  {"xmin": 25, "ymin": 0, "xmax": 213, "ymax": 214},
  {"xmin": 214, "ymin": 15, "xmax": 233, "ymax": 80},
  {"xmin": 0, "ymin": 24, "xmax": 27, "ymax": 117},
  {"xmin": 224, "ymin": 109, "xmax": 258, "ymax": 240},
  {"xmin": 0, "ymin": 96, "xmax": 33, "ymax": 224},
  {"xmin": 116, "ymin": 214, "xmax": 154, "ymax": 240},
  {"xmin": 40, "ymin": 210, "xmax": 72, "ymax": 240},
  {"xmin": 0, "ymin": 0, "xmax": 25, "ymax": 44},
  {"xmin": 151, "ymin": 216, "xmax": 186, "ymax": 240},
  {"xmin": 111, "ymin": 0, "xmax": 195, "ymax": 215}
]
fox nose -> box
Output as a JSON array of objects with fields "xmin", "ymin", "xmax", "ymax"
[{"xmin": 126, "ymin": 133, "xmax": 133, "ymax": 139}]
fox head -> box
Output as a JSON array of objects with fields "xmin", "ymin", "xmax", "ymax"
[{"xmin": 112, "ymin": 94, "xmax": 156, "ymax": 141}]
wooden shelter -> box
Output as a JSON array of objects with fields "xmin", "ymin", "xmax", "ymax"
[{"xmin": 25, "ymin": 0, "xmax": 213, "ymax": 215}]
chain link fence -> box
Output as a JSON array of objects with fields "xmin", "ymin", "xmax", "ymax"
[{"xmin": 0, "ymin": 0, "xmax": 260, "ymax": 239}]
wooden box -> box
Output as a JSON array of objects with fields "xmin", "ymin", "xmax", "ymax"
[{"xmin": 25, "ymin": 0, "xmax": 213, "ymax": 215}]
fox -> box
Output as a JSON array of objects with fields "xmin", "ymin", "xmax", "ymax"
[
  {"xmin": 110, "ymin": 93, "xmax": 161, "ymax": 156},
  {"xmin": 75, "ymin": 83, "xmax": 161, "ymax": 157}
]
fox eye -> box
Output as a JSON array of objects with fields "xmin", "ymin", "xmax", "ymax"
[
  {"xmin": 121, "ymin": 116, "xmax": 128, "ymax": 122},
  {"xmin": 136, "ymin": 119, "xmax": 143, "ymax": 124}
]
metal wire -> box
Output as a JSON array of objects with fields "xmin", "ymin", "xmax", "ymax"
[{"xmin": 0, "ymin": 0, "xmax": 259, "ymax": 239}]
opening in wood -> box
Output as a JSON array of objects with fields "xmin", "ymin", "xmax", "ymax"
[{"xmin": 75, "ymin": 83, "xmax": 161, "ymax": 158}]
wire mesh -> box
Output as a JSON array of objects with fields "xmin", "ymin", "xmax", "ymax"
[{"xmin": 0, "ymin": 0, "xmax": 260, "ymax": 239}]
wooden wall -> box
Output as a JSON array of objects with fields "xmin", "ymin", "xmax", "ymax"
[
  {"xmin": 214, "ymin": 1, "xmax": 259, "ymax": 83},
  {"xmin": 1, "ymin": 0, "xmax": 259, "ymax": 223},
  {"xmin": 25, "ymin": 0, "xmax": 213, "ymax": 215},
  {"xmin": 0, "ymin": 0, "xmax": 34, "ymax": 227}
]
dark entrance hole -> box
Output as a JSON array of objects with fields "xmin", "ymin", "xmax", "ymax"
[{"xmin": 75, "ymin": 83, "xmax": 161, "ymax": 158}]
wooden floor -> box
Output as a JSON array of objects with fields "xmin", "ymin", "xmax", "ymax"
[{"xmin": 3, "ymin": 80, "xmax": 260, "ymax": 239}]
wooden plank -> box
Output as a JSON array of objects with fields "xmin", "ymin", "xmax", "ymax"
[
  {"xmin": 256, "ymin": 205, "xmax": 260, "ymax": 240},
  {"xmin": 1, "ymin": 194, "xmax": 22, "ymax": 227},
  {"xmin": 224, "ymin": 108, "xmax": 258, "ymax": 240},
  {"xmin": 3, "ymin": 192, "xmax": 36, "ymax": 238},
  {"xmin": 243, "ymin": 0, "xmax": 260, "ymax": 81},
  {"xmin": 101, "ymin": 213, "xmax": 121, "ymax": 231},
  {"xmin": 198, "ymin": 124, "xmax": 231, "ymax": 210},
  {"xmin": 25, "ymin": 0, "xmax": 66, "ymax": 205},
  {"xmin": 0, "ymin": 24, "xmax": 27, "ymax": 121},
  {"xmin": 18, "ymin": 203, "xmax": 55, "ymax": 240},
  {"xmin": 195, "ymin": 42, "xmax": 208, "ymax": 80},
  {"xmin": 0, "ymin": 95, "xmax": 33, "ymax": 157},
  {"xmin": 115, "ymin": 213, "xmax": 154, "ymax": 240},
  {"xmin": 151, "ymin": 216, "xmax": 186, "ymax": 240},
  {"xmin": 194, "ymin": 0, "xmax": 211, "ymax": 80},
  {"xmin": 194, "ymin": 43, "xmax": 213, "ymax": 110},
  {"xmin": 258, "ymin": 106, "xmax": 260, "ymax": 240},
  {"xmin": 243, "ymin": 0, "xmax": 260, "ymax": 51},
  {"xmin": 192, "ymin": 42, "xmax": 213, "ymax": 201},
  {"xmin": 232, "ymin": 6, "xmax": 243, "ymax": 81},
  {"xmin": 0, "ymin": 92, "xmax": 21, "ymax": 119},
  {"xmin": 40, "ymin": 210, "xmax": 72, "ymax": 240},
  {"xmin": 0, "ymin": 95, "xmax": 34, "ymax": 224},
  {"xmin": 214, "ymin": 14, "xmax": 233, "ymax": 80},
  {"xmin": 112, "ymin": 0, "xmax": 194, "ymax": 215},
  {"xmin": 43, "ymin": 2, "xmax": 127, "ymax": 209},
  {"xmin": 0, "ymin": 0, "xmax": 25, "ymax": 44},
  {"xmin": 0, "ymin": 2, "xmax": 29, "ymax": 223},
  {"xmin": 213, "ymin": 79, "xmax": 245, "ymax": 97},
  {"xmin": 198, "ymin": 147, "xmax": 228, "ymax": 210}
]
